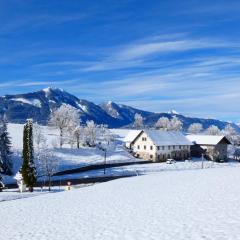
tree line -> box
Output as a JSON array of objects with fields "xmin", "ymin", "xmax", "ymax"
[{"xmin": 133, "ymin": 113, "xmax": 240, "ymax": 144}]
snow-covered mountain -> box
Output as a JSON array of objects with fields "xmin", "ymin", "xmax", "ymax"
[
  {"xmin": 0, "ymin": 88, "xmax": 118, "ymax": 126},
  {"xmin": 99, "ymin": 101, "xmax": 153, "ymax": 125},
  {"xmin": 0, "ymin": 88, "xmax": 239, "ymax": 131},
  {"xmin": 168, "ymin": 109, "xmax": 179, "ymax": 115},
  {"xmin": 100, "ymin": 101, "xmax": 240, "ymax": 131}
]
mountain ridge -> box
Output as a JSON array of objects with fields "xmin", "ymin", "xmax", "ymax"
[{"xmin": 0, "ymin": 87, "xmax": 239, "ymax": 131}]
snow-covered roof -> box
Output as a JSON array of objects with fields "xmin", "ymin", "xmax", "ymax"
[
  {"xmin": 143, "ymin": 130, "xmax": 192, "ymax": 146},
  {"xmin": 124, "ymin": 130, "xmax": 142, "ymax": 143},
  {"xmin": 186, "ymin": 135, "xmax": 231, "ymax": 146}
]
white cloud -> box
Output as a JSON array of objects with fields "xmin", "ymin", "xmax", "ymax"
[{"xmin": 82, "ymin": 36, "xmax": 239, "ymax": 72}]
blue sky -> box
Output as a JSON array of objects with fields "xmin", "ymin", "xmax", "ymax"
[{"xmin": 0, "ymin": 0, "xmax": 240, "ymax": 122}]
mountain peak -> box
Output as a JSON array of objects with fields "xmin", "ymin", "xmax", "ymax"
[
  {"xmin": 168, "ymin": 109, "xmax": 179, "ymax": 115},
  {"xmin": 42, "ymin": 87, "xmax": 64, "ymax": 93}
]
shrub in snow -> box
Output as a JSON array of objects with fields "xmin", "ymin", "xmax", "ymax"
[
  {"xmin": 207, "ymin": 148, "xmax": 221, "ymax": 162},
  {"xmin": 14, "ymin": 172, "xmax": 26, "ymax": 193},
  {"xmin": 21, "ymin": 119, "xmax": 36, "ymax": 192}
]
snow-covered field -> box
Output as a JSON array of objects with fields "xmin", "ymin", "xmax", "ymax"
[
  {"xmin": 4, "ymin": 123, "xmax": 240, "ymax": 185},
  {"xmin": 5, "ymin": 124, "xmax": 137, "ymax": 182},
  {"xmin": 1, "ymin": 167, "xmax": 240, "ymax": 240}
]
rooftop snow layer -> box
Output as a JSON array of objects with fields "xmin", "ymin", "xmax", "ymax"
[
  {"xmin": 186, "ymin": 135, "xmax": 229, "ymax": 145},
  {"xmin": 124, "ymin": 130, "xmax": 142, "ymax": 142},
  {"xmin": 145, "ymin": 130, "xmax": 192, "ymax": 146}
]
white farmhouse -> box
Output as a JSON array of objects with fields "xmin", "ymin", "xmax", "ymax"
[{"xmin": 129, "ymin": 130, "xmax": 192, "ymax": 162}]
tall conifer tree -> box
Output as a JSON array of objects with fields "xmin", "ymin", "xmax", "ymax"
[
  {"xmin": 21, "ymin": 119, "xmax": 36, "ymax": 192},
  {"xmin": 0, "ymin": 117, "xmax": 12, "ymax": 175}
]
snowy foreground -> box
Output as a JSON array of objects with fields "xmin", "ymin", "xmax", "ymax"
[{"xmin": 1, "ymin": 167, "xmax": 240, "ymax": 240}]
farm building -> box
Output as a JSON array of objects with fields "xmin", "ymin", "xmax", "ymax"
[
  {"xmin": 129, "ymin": 130, "xmax": 192, "ymax": 162},
  {"xmin": 186, "ymin": 135, "xmax": 231, "ymax": 161}
]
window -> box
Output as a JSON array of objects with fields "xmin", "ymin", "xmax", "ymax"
[
  {"xmin": 168, "ymin": 146, "xmax": 171, "ymax": 150},
  {"xmin": 173, "ymin": 146, "xmax": 175, "ymax": 150},
  {"xmin": 162, "ymin": 146, "xmax": 165, "ymax": 150},
  {"xmin": 137, "ymin": 145, "xmax": 140, "ymax": 150},
  {"xmin": 150, "ymin": 146, "xmax": 153, "ymax": 150},
  {"xmin": 157, "ymin": 146, "xmax": 160, "ymax": 150},
  {"xmin": 144, "ymin": 145, "xmax": 146, "ymax": 150},
  {"xmin": 179, "ymin": 146, "xmax": 181, "ymax": 149},
  {"xmin": 150, "ymin": 155, "xmax": 153, "ymax": 159}
]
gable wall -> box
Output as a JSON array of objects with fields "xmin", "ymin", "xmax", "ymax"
[{"xmin": 132, "ymin": 131, "xmax": 157, "ymax": 160}]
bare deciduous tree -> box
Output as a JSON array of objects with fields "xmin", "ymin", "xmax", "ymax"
[
  {"xmin": 188, "ymin": 123, "xmax": 203, "ymax": 134},
  {"xmin": 48, "ymin": 104, "xmax": 79, "ymax": 148},
  {"xmin": 168, "ymin": 116, "xmax": 183, "ymax": 131},
  {"xmin": 85, "ymin": 120, "xmax": 97, "ymax": 147},
  {"xmin": 37, "ymin": 149, "xmax": 59, "ymax": 191},
  {"xmin": 33, "ymin": 123, "xmax": 46, "ymax": 150},
  {"xmin": 133, "ymin": 113, "xmax": 143, "ymax": 129},
  {"xmin": 207, "ymin": 125, "xmax": 221, "ymax": 135},
  {"xmin": 222, "ymin": 124, "xmax": 237, "ymax": 144},
  {"xmin": 155, "ymin": 117, "xmax": 170, "ymax": 130}
]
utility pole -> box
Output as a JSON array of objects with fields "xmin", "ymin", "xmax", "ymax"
[{"xmin": 104, "ymin": 149, "xmax": 107, "ymax": 174}]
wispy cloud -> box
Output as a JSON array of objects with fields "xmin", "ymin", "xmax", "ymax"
[{"xmin": 82, "ymin": 35, "xmax": 239, "ymax": 72}]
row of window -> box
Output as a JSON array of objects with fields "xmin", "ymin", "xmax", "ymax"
[
  {"xmin": 148, "ymin": 152, "xmax": 189, "ymax": 159},
  {"xmin": 137, "ymin": 145, "xmax": 190, "ymax": 151},
  {"xmin": 158, "ymin": 145, "xmax": 190, "ymax": 150}
]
